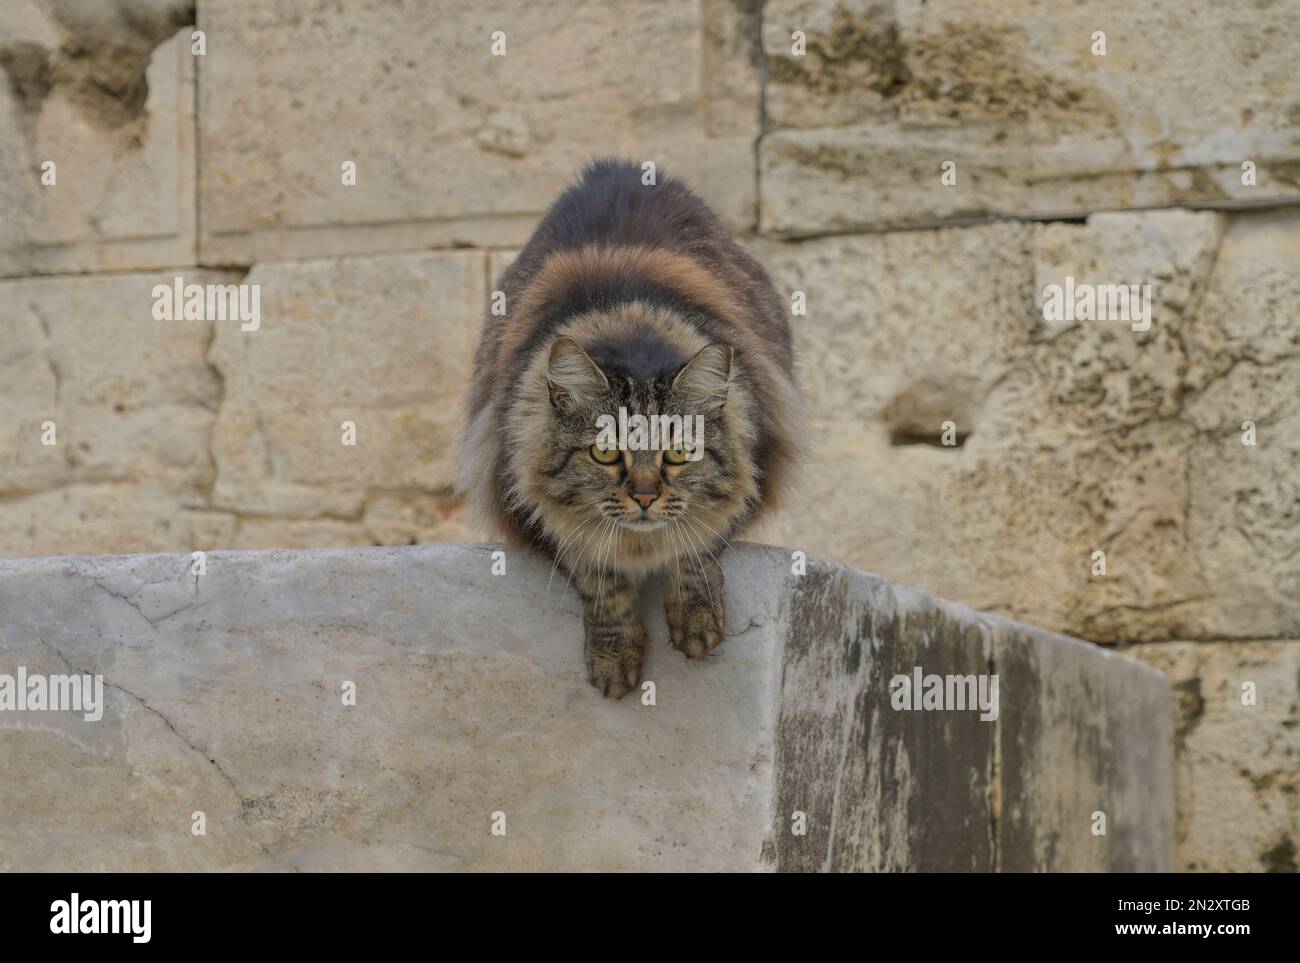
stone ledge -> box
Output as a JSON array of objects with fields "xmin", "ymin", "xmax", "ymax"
[{"xmin": 0, "ymin": 543, "xmax": 1172, "ymax": 871}]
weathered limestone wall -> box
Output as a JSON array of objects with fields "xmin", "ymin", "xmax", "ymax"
[
  {"xmin": 1, "ymin": 0, "xmax": 1296, "ymax": 869},
  {"xmin": 0, "ymin": 544, "xmax": 1172, "ymax": 871}
]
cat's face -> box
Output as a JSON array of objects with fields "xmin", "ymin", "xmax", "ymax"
[{"xmin": 524, "ymin": 336, "xmax": 751, "ymax": 548}]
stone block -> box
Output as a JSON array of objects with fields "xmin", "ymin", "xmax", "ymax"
[
  {"xmin": 0, "ymin": 543, "xmax": 1172, "ymax": 870},
  {"xmin": 197, "ymin": 0, "xmax": 759, "ymax": 263}
]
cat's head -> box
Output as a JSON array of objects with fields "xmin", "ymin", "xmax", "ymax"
[{"xmin": 506, "ymin": 321, "xmax": 759, "ymax": 562}]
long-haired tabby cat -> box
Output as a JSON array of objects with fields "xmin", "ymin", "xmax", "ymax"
[{"xmin": 461, "ymin": 159, "xmax": 800, "ymax": 698}]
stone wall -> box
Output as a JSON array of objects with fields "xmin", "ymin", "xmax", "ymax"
[{"xmin": 1, "ymin": 0, "xmax": 1296, "ymax": 870}]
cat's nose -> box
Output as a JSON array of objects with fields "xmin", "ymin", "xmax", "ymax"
[{"xmin": 632, "ymin": 492, "xmax": 658, "ymax": 510}]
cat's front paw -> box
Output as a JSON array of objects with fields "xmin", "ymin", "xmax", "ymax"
[
  {"xmin": 666, "ymin": 598, "xmax": 725, "ymax": 659},
  {"xmin": 584, "ymin": 625, "xmax": 645, "ymax": 699}
]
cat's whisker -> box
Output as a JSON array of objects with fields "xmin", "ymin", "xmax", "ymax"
[
  {"xmin": 548, "ymin": 520, "xmax": 592, "ymax": 594},
  {"xmin": 607, "ymin": 523, "xmax": 622, "ymax": 590},
  {"xmin": 548, "ymin": 517, "xmax": 590, "ymax": 592},
  {"xmin": 688, "ymin": 516, "xmax": 733, "ymax": 553},
  {"xmin": 596, "ymin": 520, "xmax": 613, "ymax": 603},
  {"xmin": 597, "ymin": 518, "xmax": 619, "ymax": 601},
  {"xmin": 681, "ymin": 515, "xmax": 723, "ymax": 564},
  {"xmin": 563, "ymin": 519, "xmax": 607, "ymax": 603},
  {"xmin": 670, "ymin": 521, "xmax": 695, "ymax": 590},
  {"xmin": 587, "ymin": 519, "xmax": 608, "ymax": 574},
  {"xmin": 681, "ymin": 517, "xmax": 727, "ymax": 620},
  {"xmin": 612, "ymin": 521, "xmax": 621, "ymax": 600},
  {"xmin": 667, "ymin": 521, "xmax": 687, "ymax": 624},
  {"xmin": 687, "ymin": 527, "xmax": 718, "ymax": 624},
  {"xmin": 678, "ymin": 519, "xmax": 720, "ymax": 623}
]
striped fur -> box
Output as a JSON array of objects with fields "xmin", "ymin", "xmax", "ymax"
[{"xmin": 460, "ymin": 159, "xmax": 802, "ymax": 696}]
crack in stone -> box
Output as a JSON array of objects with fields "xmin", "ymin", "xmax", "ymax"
[
  {"xmin": 33, "ymin": 633, "xmax": 288, "ymax": 869},
  {"xmin": 107, "ymin": 680, "xmax": 291, "ymax": 870},
  {"xmin": 90, "ymin": 575, "xmax": 200, "ymax": 628},
  {"xmin": 729, "ymin": 615, "xmax": 768, "ymax": 638},
  {"xmin": 29, "ymin": 300, "xmax": 73, "ymax": 468},
  {"xmin": 90, "ymin": 578, "xmax": 158, "ymax": 630}
]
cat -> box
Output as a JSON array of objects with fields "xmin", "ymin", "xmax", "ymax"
[{"xmin": 461, "ymin": 159, "xmax": 801, "ymax": 698}]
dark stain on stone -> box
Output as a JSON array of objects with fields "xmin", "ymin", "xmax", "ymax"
[
  {"xmin": 727, "ymin": 0, "xmax": 765, "ymax": 70},
  {"xmin": 1182, "ymin": 165, "xmax": 1230, "ymax": 202},
  {"xmin": 784, "ymin": 565, "xmax": 849, "ymax": 663},
  {"xmin": 1172, "ymin": 676, "xmax": 1205, "ymax": 746},
  {"xmin": 771, "ymin": 136, "xmax": 872, "ymax": 180},
  {"xmin": 839, "ymin": 603, "xmax": 994, "ymax": 871},
  {"xmin": 3, "ymin": 1, "xmax": 195, "ymax": 131},
  {"xmin": 769, "ymin": 12, "xmax": 1113, "ymax": 136},
  {"xmin": 995, "ymin": 638, "xmax": 1041, "ymax": 870},
  {"xmin": 1243, "ymin": 769, "xmax": 1277, "ymax": 793},
  {"xmin": 52, "ymin": 40, "xmax": 157, "ymax": 129},
  {"xmin": 845, "ymin": 634, "xmax": 861, "ymax": 673},
  {"xmin": 0, "ymin": 42, "xmax": 53, "ymax": 113},
  {"xmin": 1260, "ymin": 835, "xmax": 1297, "ymax": 873},
  {"xmin": 770, "ymin": 567, "xmax": 852, "ymax": 870},
  {"xmin": 904, "ymin": 24, "xmax": 1113, "ymax": 129},
  {"xmin": 1267, "ymin": 159, "xmax": 1300, "ymax": 189},
  {"xmin": 767, "ymin": 10, "xmax": 909, "ymax": 105}
]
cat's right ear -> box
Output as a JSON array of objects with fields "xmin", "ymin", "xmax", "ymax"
[{"xmin": 546, "ymin": 336, "xmax": 608, "ymax": 410}]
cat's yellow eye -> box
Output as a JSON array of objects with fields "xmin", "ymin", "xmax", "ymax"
[
  {"xmin": 589, "ymin": 444, "xmax": 621, "ymax": 465},
  {"xmin": 663, "ymin": 445, "xmax": 691, "ymax": 465}
]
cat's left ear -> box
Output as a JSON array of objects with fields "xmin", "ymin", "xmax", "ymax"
[{"xmin": 673, "ymin": 344, "xmax": 732, "ymax": 411}]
